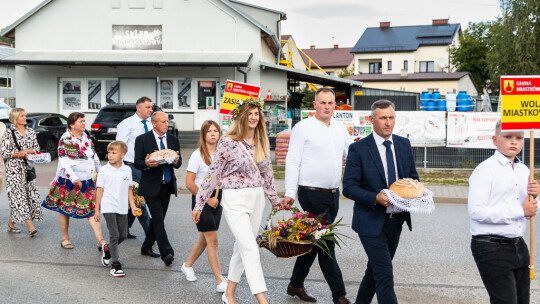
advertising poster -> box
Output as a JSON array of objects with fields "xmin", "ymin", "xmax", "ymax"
[
  {"xmin": 447, "ymin": 112, "xmax": 500, "ymax": 149},
  {"xmin": 105, "ymin": 80, "xmax": 119, "ymax": 104},
  {"xmin": 177, "ymin": 79, "xmax": 191, "ymax": 108},
  {"xmin": 220, "ymin": 80, "xmax": 260, "ymax": 114},
  {"xmin": 301, "ymin": 110, "xmax": 445, "ymax": 146},
  {"xmin": 62, "ymin": 81, "xmax": 81, "ymax": 110},
  {"xmin": 88, "ymin": 80, "xmax": 102, "ymax": 110},
  {"xmin": 160, "ymin": 80, "xmax": 173, "ymax": 109},
  {"xmin": 500, "ymin": 75, "xmax": 540, "ymax": 130}
]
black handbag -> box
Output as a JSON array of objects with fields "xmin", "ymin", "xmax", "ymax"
[{"xmin": 10, "ymin": 128, "xmax": 37, "ymax": 182}]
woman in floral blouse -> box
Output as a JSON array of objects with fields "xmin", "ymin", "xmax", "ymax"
[
  {"xmin": 194, "ymin": 99, "xmax": 288, "ymax": 304},
  {"xmin": 42, "ymin": 112, "xmax": 105, "ymax": 250}
]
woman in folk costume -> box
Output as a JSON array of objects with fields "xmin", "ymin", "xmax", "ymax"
[
  {"xmin": 194, "ymin": 98, "xmax": 288, "ymax": 304},
  {"xmin": 42, "ymin": 112, "xmax": 106, "ymax": 250}
]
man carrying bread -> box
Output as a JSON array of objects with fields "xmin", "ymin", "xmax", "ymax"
[
  {"xmin": 343, "ymin": 99, "xmax": 419, "ymax": 304},
  {"xmin": 284, "ymin": 87, "xmax": 353, "ymax": 304},
  {"xmin": 468, "ymin": 120, "xmax": 538, "ymax": 303},
  {"xmin": 134, "ymin": 111, "xmax": 181, "ymax": 266}
]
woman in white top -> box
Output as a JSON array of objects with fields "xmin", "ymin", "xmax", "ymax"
[{"xmin": 183, "ymin": 120, "xmax": 228, "ymax": 292}]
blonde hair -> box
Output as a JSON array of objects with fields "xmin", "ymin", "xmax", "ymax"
[
  {"xmin": 199, "ymin": 120, "xmax": 221, "ymax": 166},
  {"xmin": 9, "ymin": 108, "xmax": 25, "ymax": 124},
  {"xmin": 107, "ymin": 141, "xmax": 128, "ymax": 154},
  {"xmin": 226, "ymin": 105, "xmax": 269, "ymax": 162}
]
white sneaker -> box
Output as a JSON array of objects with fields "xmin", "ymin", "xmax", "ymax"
[
  {"xmin": 181, "ymin": 263, "xmax": 197, "ymax": 281},
  {"xmin": 216, "ymin": 276, "xmax": 228, "ymax": 293}
]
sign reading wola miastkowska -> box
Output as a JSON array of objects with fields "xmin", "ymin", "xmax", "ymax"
[{"xmin": 501, "ymin": 76, "xmax": 540, "ymax": 131}]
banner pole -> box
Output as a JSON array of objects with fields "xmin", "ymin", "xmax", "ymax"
[{"xmin": 530, "ymin": 130, "xmax": 535, "ymax": 280}]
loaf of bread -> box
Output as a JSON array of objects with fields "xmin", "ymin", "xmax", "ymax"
[
  {"xmin": 389, "ymin": 178, "xmax": 424, "ymax": 199},
  {"xmin": 149, "ymin": 149, "xmax": 177, "ymax": 159}
]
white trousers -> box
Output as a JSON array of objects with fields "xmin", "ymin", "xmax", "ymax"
[{"xmin": 222, "ymin": 187, "xmax": 267, "ymax": 295}]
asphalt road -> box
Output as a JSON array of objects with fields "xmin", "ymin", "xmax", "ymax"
[{"xmin": 2, "ymin": 188, "xmax": 540, "ymax": 304}]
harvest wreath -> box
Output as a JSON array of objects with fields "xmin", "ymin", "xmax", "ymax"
[{"xmin": 257, "ymin": 207, "xmax": 345, "ymax": 258}]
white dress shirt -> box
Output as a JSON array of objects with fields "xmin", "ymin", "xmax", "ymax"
[
  {"xmin": 116, "ymin": 113, "xmax": 153, "ymax": 162},
  {"xmin": 372, "ymin": 132, "xmax": 400, "ymax": 213},
  {"xmin": 468, "ymin": 150, "xmax": 535, "ymax": 238},
  {"xmin": 285, "ymin": 116, "xmax": 352, "ymax": 198},
  {"xmin": 153, "ymin": 130, "xmax": 168, "ymax": 180}
]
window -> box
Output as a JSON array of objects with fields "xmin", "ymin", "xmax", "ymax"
[
  {"xmin": 160, "ymin": 80, "xmax": 173, "ymax": 110},
  {"xmin": 369, "ymin": 62, "xmax": 382, "ymax": 74},
  {"xmin": 0, "ymin": 77, "xmax": 12, "ymax": 88},
  {"xmin": 403, "ymin": 60, "xmax": 408, "ymax": 71},
  {"xmin": 62, "ymin": 80, "xmax": 82, "ymax": 110},
  {"xmin": 88, "ymin": 80, "xmax": 102, "ymax": 110},
  {"xmin": 198, "ymin": 81, "xmax": 217, "ymax": 110},
  {"xmin": 105, "ymin": 80, "xmax": 119, "ymax": 105},
  {"xmin": 388, "ymin": 61, "xmax": 392, "ymax": 71},
  {"xmin": 327, "ymin": 71, "xmax": 335, "ymax": 76},
  {"xmin": 420, "ymin": 61, "xmax": 435, "ymax": 73},
  {"xmin": 177, "ymin": 78, "xmax": 192, "ymax": 109}
]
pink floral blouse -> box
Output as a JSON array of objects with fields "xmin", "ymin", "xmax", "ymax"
[{"xmin": 195, "ymin": 136, "xmax": 280, "ymax": 212}]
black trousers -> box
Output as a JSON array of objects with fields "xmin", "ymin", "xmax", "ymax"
[
  {"xmin": 471, "ymin": 236, "xmax": 530, "ymax": 304},
  {"xmin": 289, "ymin": 187, "xmax": 346, "ymax": 302},
  {"xmin": 356, "ymin": 213, "xmax": 405, "ymax": 304},
  {"xmin": 141, "ymin": 182, "xmax": 174, "ymax": 260}
]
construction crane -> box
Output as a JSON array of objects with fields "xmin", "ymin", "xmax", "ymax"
[{"xmin": 280, "ymin": 40, "xmax": 327, "ymax": 91}]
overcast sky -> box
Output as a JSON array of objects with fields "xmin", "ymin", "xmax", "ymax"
[{"xmin": 0, "ymin": 0, "xmax": 502, "ymax": 48}]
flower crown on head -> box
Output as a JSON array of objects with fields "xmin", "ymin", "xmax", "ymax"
[{"xmin": 230, "ymin": 96, "xmax": 264, "ymax": 120}]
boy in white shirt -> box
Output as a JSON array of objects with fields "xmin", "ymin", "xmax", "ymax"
[
  {"xmin": 469, "ymin": 120, "xmax": 539, "ymax": 303},
  {"xmin": 95, "ymin": 141, "xmax": 140, "ymax": 277}
]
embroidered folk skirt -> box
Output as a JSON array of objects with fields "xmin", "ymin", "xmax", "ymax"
[{"xmin": 42, "ymin": 177, "xmax": 96, "ymax": 218}]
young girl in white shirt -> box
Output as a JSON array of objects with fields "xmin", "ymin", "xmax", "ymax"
[{"xmin": 182, "ymin": 120, "xmax": 228, "ymax": 293}]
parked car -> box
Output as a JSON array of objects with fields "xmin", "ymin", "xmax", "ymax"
[
  {"xmin": 0, "ymin": 113, "xmax": 69, "ymax": 159},
  {"xmin": 90, "ymin": 104, "xmax": 178, "ymax": 159}
]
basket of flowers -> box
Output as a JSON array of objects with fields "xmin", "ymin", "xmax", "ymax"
[
  {"xmin": 257, "ymin": 207, "xmax": 344, "ymax": 259},
  {"xmin": 132, "ymin": 182, "xmax": 145, "ymax": 207}
]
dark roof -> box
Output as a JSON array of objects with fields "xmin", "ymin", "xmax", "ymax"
[
  {"xmin": 348, "ymin": 72, "xmax": 471, "ymax": 81},
  {"xmin": 351, "ymin": 24, "xmax": 460, "ymax": 53},
  {"xmin": 300, "ymin": 47, "xmax": 354, "ymax": 68}
]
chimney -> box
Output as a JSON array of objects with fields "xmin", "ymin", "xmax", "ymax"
[
  {"xmin": 432, "ymin": 18, "xmax": 449, "ymax": 26},
  {"xmin": 400, "ymin": 69, "xmax": 408, "ymax": 78},
  {"xmin": 380, "ymin": 21, "xmax": 390, "ymax": 28},
  {"xmin": 310, "ymin": 45, "xmax": 315, "ymax": 49},
  {"xmin": 333, "ymin": 44, "xmax": 339, "ymax": 49}
]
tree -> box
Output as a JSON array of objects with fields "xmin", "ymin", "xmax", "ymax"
[
  {"xmin": 338, "ymin": 67, "xmax": 354, "ymax": 78},
  {"xmin": 486, "ymin": 0, "xmax": 540, "ymax": 91},
  {"xmin": 450, "ymin": 22, "xmax": 492, "ymax": 92},
  {"xmin": 300, "ymin": 86, "xmax": 315, "ymax": 109}
]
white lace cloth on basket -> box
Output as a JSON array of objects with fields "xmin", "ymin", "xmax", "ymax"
[{"xmin": 382, "ymin": 188, "xmax": 435, "ymax": 214}]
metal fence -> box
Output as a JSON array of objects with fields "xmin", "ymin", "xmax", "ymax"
[
  {"xmin": 413, "ymin": 146, "xmax": 494, "ymax": 169},
  {"xmin": 2, "ymin": 97, "xmax": 16, "ymax": 107}
]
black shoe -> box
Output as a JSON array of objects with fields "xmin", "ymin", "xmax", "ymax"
[
  {"xmin": 141, "ymin": 249, "xmax": 160, "ymax": 258},
  {"xmin": 127, "ymin": 232, "xmax": 136, "ymax": 239},
  {"xmin": 164, "ymin": 254, "xmax": 174, "ymax": 266}
]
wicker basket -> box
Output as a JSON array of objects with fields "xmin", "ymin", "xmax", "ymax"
[{"xmin": 258, "ymin": 238, "xmax": 313, "ymax": 258}]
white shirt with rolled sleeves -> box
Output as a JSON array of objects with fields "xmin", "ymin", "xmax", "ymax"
[
  {"xmin": 96, "ymin": 163, "xmax": 132, "ymax": 214},
  {"xmin": 468, "ymin": 150, "xmax": 537, "ymax": 238},
  {"xmin": 285, "ymin": 116, "xmax": 352, "ymax": 199},
  {"xmin": 116, "ymin": 113, "xmax": 153, "ymax": 163}
]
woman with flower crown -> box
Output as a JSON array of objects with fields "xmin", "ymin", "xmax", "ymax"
[
  {"xmin": 194, "ymin": 98, "xmax": 289, "ymax": 304},
  {"xmin": 42, "ymin": 112, "xmax": 106, "ymax": 251}
]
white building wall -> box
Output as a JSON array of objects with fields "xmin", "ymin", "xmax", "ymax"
[
  {"xmin": 232, "ymin": 2, "xmax": 281, "ymax": 35},
  {"xmin": 413, "ymin": 45, "xmax": 451, "ymax": 72}
]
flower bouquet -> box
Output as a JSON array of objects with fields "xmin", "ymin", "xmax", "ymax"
[
  {"xmin": 132, "ymin": 182, "xmax": 145, "ymax": 208},
  {"xmin": 257, "ymin": 207, "xmax": 344, "ymax": 259}
]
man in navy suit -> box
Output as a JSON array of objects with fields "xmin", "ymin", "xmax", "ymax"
[
  {"xmin": 343, "ymin": 100, "xmax": 419, "ymax": 304},
  {"xmin": 135, "ymin": 111, "xmax": 182, "ymax": 266}
]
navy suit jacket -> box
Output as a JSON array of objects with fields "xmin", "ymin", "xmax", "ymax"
[
  {"xmin": 134, "ymin": 131, "xmax": 182, "ymax": 197},
  {"xmin": 342, "ymin": 133, "xmax": 419, "ymax": 237}
]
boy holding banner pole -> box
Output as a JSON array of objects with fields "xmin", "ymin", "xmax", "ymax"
[{"xmin": 468, "ymin": 120, "xmax": 538, "ymax": 303}]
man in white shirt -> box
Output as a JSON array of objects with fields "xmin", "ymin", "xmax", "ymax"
[
  {"xmin": 116, "ymin": 97, "xmax": 153, "ymax": 244},
  {"xmin": 469, "ymin": 120, "xmax": 538, "ymax": 304},
  {"xmin": 284, "ymin": 87, "xmax": 352, "ymax": 304}
]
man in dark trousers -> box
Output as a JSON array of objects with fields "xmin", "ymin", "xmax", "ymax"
[
  {"xmin": 284, "ymin": 87, "xmax": 352, "ymax": 304},
  {"xmin": 135, "ymin": 111, "xmax": 181, "ymax": 266},
  {"xmin": 343, "ymin": 99, "xmax": 419, "ymax": 304}
]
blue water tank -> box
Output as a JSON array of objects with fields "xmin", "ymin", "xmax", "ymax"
[
  {"xmin": 420, "ymin": 92, "xmax": 430, "ymax": 111},
  {"xmin": 457, "ymin": 91, "xmax": 468, "ymax": 111},
  {"xmin": 431, "ymin": 92, "xmax": 442, "ymax": 111}
]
